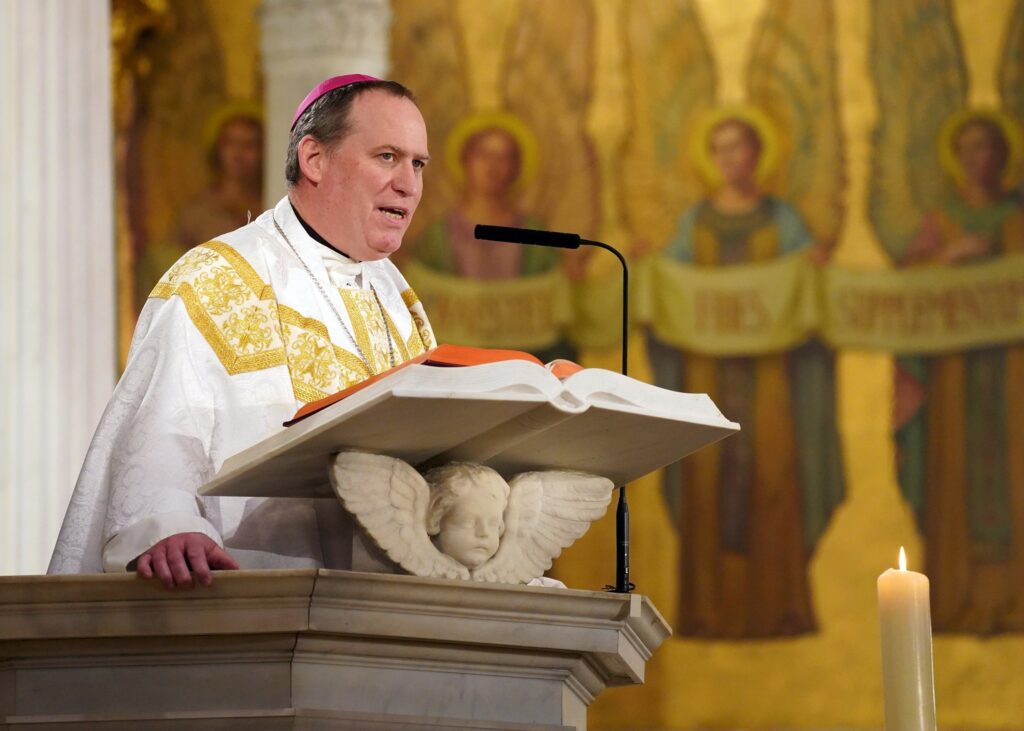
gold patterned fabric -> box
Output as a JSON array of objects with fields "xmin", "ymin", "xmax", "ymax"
[
  {"xmin": 150, "ymin": 241, "xmax": 285, "ymax": 374},
  {"xmin": 401, "ymin": 287, "xmax": 436, "ymax": 352},
  {"xmin": 151, "ymin": 241, "xmax": 431, "ymax": 403}
]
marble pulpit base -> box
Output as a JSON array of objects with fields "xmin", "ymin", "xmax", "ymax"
[{"xmin": 0, "ymin": 570, "xmax": 670, "ymax": 730}]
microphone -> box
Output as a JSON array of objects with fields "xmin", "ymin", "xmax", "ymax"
[
  {"xmin": 473, "ymin": 224, "xmax": 581, "ymax": 249},
  {"xmin": 474, "ymin": 224, "xmax": 627, "ymax": 375},
  {"xmin": 474, "ymin": 222, "xmax": 635, "ymax": 594}
]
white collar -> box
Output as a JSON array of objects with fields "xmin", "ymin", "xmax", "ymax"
[{"xmin": 271, "ymin": 196, "xmax": 369, "ymax": 286}]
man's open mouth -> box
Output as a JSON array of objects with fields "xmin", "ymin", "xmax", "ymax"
[{"xmin": 379, "ymin": 207, "xmax": 407, "ymax": 221}]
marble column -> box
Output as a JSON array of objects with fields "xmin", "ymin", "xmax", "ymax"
[
  {"xmin": 260, "ymin": 0, "xmax": 392, "ymax": 204},
  {"xmin": 0, "ymin": 0, "xmax": 115, "ymax": 574}
]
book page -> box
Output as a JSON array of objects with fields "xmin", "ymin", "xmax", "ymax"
[{"xmin": 559, "ymin": 368, "xmax": 727, "ymax": 421}]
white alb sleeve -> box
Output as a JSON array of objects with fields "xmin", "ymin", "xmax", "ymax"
[
  {"xmin": 102, "ymin": 512, "xmax": 223, "ymax": 572},
  {"xmin": 99, "ymin": 296, "xmax": 222, "ymax": 570}
]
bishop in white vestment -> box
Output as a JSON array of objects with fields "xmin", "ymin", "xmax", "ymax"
[{"xmin": 50, "ymin": 76, "xmax": 435, "ymax": 584}]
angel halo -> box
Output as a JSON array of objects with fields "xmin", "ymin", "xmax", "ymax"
[
  {"xmin": 937, "ymin": 108, "xmax": 1023, "ymax": 190},
  {"xmin": 329, "ymin": 451, "xmax": 614, "ymax": 585},
  {"xmin": 688, "ymin": 104, "xmax": 782, "ymax": 189},
  {"xmin": 443, "ymin": 110, "xmax": 540, "ymax": 192}
]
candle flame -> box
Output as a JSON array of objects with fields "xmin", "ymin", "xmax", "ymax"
[{"xmin": 899, "ymin": 546, "xmax": 907, "ymax": 571}]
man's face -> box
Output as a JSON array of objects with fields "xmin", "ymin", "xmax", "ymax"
[{"xmin": 311, "ymin": 90, "xmax": 429, "ymax": 260}]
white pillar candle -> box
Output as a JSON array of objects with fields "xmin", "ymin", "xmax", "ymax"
[{"xmin": 877, "ymin": 547, "xmax": 937, "ymax": 731}]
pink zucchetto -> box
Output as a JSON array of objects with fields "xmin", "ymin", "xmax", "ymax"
[{"xmin": 290, "ymin": 74, "xmax": 382, "ymax": 131}]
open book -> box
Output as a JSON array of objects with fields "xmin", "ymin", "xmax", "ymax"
[{"xmin": 200, "ymin": 346, "xmax": 739, "ymax": 498}]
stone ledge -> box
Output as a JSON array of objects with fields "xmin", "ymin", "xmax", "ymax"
[
  {"xmin": 0, "ymin": 570, "xmax": 670, "ymax": 730},
  {"xmin": 2, "ymin": 707, "xmax": 575, "ymax": 730}
]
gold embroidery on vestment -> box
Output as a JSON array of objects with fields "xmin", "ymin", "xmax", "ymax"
[
  {"xmin": 384, "ymin": 308, "xmax": 411, "ymax": 362},
  {"xmin": 406, "ymin": 327, "xmax": 426, "ymax": 356},
  {"xmin": 339, "ymin": 290, "xmax": 394, "ymax": 375},
  {"xmin": 401, "ymin": 288, "xmax": 433, "ymax": 350},
  {"xmin": 150, "ymin": 242, "xmax": 430, "ymax": 402},
  {"xmin": 287, "ymin": 331, "xmax": 340, "ymax": 391},
  {"xmin": 222, "ymin": 306, "xmax": 275, "ymax": 353},
  {"xmin": 164, "ymin": 248, "xmax": 218, "ymax": 283},
  {"xmin": 401, "ymin": 288, "xmax": 420, "ymax": 308},
  {"xmin": 171, "ymin": 282, "xmax": 286, "ymax": 374},
  {"xmin": 279, "ymin": 303, "xmax": 372, "ymax": 387},
  {"xmin": 292, "ymin": 379, "xmax": 328, "ymax": 404},
  {"xmin": 331, "ymin": 345, "xmax": 373, "ymax": 378},
  {"xmin": 278, "ymin": 303, "xmax": 332, "ymax": 341},
  {"xmin": 194, "ymin": 266, "xmax": 248, "ymax": 315},
  {"xmin": 151, "ymin": 282, "xmax": 174, "ymax": 299},
  {"xmin": 149, "ymin": 244, "xmax": 286, "ymax": 377},
  {"xmin": 204, "ymin": 240, "xmax": 274, "ymax": 298}
]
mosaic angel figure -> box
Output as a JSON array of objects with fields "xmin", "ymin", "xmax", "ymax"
[
  {"xmin": 626, "ymin": 0, "xmax": 846, "ymax": 638},
  {"xmin": 871, "ymin": 0, "xmax": 1024, "ymax": 634},
  {"xmin": 391, "ymin": 0, "xmax": 599, "ymax": 361},
  {"xmin": 116, "ymin": 0, "xmax": 253, "ymax": 318}
]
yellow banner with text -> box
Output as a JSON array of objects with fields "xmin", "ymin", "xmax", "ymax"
[
  {"xmin": 403, "ymin": 261, "xmax": 572, "ymax": 350},
  {"xmin": 572, "ymin": 253, "xmax": 1024, "ymax": 355},
  {"xmin": 822, "ymin": 256, "xmax": 1024, "ymax": 352}
]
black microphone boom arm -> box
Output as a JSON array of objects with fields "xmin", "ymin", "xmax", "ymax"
[
  {"xmin": 473, "ymin": 223, "xmax": 634, "ymax": 593},
  {"xmin": 474, "ymin": 224, "xmax": 582, "ymax": 249}
]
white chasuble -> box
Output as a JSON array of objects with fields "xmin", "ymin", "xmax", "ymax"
[{"xmin": 49, "ymin": 197, "xmax": 435, "ymax": 574}]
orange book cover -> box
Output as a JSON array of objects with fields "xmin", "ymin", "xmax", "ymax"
[{"xmin": 286, "ymin": 344, "xmax": 549, "ymax": 425}]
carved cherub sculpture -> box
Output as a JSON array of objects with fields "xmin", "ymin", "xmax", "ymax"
[
  {"xmin": 329, "ymin": 452, "xmax": 614, "ymax": 584},
  {"xmin": 423, "ymin": 462, "xmax": 509, "ymax": 570}
]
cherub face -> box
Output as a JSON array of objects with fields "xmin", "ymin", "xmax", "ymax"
[{"xmin": 436, "ymin": 478, "xmax": 506, "ymax": 569}]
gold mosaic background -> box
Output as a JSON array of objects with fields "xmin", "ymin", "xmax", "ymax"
[{"xmin": 113, "ymin": 0, "xmax": 1024, "ymax": 727}]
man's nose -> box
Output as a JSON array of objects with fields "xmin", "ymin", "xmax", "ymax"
[{"xmin": 392, "ymin": 162, "xmax": 419, "ymax": 197}]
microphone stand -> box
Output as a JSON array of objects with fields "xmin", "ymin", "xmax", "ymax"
[
  {"xmin": 472, "ymin": 224, "xmax": 633, "ymax": 593},
  {"xmin": 581, "ymin": 240, "xmax": 628, "ymax": 378},
  {"xmin": 580, "ymin": 239, "xmax": 632, "ymax": 594}
]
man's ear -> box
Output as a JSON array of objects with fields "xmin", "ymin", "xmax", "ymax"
[{"xmin": 297, "ymin": 135, "xmax": 326, "ymax": 184}]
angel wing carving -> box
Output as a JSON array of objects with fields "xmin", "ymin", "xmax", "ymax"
[
  {"xmin": 329, "ymin": 452, "xmax": 470, "ymax": 580},
  {"xmin": 619, "ymin": 0, "xmax": 716, "ymax": 251},
  {"xmin": 868, "ymin": 0, "xmax": 967, "ymax": 261},
  {"xmin": 747, "ymin": 0, "xmax": 845, "ymax": 246},
  {"xmin": 472, "ymin": 471, "xmax": 614, "ymax": 585}
]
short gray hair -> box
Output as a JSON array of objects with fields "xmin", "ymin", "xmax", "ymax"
[{"xmin": 285, "ymin": 79, "xmax": 415, "ymax": 185}]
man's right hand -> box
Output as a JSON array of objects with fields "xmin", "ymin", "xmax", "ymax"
[{"xmin": 135, "ymin": 532, "xmax": 240, "ymax": 589}]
